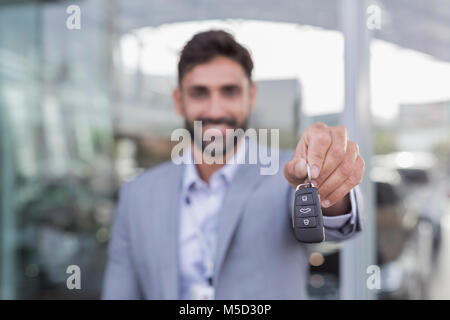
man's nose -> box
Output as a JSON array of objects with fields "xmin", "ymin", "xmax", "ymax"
[{"xmin": 205, "ymin": 91, "xmax": 226, "ymax": 118}]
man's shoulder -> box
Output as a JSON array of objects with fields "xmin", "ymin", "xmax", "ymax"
[{"xmin": 121, "ymin": 160, "xmax": 179, "ymax": 193}]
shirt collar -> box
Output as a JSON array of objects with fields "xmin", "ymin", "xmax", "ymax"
[{"xmin": 181, "ymin": 140, "xmax": 246, "ymax": 192}]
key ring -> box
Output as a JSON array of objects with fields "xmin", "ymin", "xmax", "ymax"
[
  {"xmin": 295, "ymin": 163, "xmax": 315, "ymax": 191},
  {"xmin": 306, "ymin": 162, "xmax": 312, "ymax": 185}
]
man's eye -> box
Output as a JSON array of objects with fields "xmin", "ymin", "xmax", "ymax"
[
  {"xmin": 222, "ymin": 86, "xmax": 240, "ymax": 97},
  {"xmin": 190, "ymin": 88, "xmax": 208, "ymax": 98}
]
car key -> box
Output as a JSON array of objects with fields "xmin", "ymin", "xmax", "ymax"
[{"xmin": 292, "ymin": 163, "xmax": 325, "ymax": 243}]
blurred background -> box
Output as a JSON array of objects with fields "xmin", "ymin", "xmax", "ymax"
[{"xmin": 0, "ymin": 0, "xmax": 449, "ymax": 300}]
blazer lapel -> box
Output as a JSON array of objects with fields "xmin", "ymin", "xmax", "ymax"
[{"xmin": 213, "ymin": 161, "xmax": 265, "ymax": 285}]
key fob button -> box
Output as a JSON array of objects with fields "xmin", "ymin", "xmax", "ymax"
[
  {"xmin": 295, "ymin": 193, "xmax": 314, "ymax": 205},
  {"xmin": 295, "ymin": 205, "xmax": 316, "ymax": 217},
  {"xmin": 296, "ymin": 217, "xmax": 317, "ymax": 228}
]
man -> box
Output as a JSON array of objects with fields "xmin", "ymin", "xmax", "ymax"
[{"xmin": 102, "ymin": 30, "xmax": 364, "ymax": 300}]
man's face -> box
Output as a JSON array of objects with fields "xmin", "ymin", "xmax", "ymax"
[{"xmin": 173, "ymin": 56, "xmax": 257, "ymax": 155}]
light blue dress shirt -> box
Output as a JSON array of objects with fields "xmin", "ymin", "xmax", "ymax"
[{"xmin": 178, "ymin": 144, "xmax": 357, "ymax": 299}]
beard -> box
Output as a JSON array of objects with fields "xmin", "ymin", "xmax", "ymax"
[{"xmin": 184, "ymin": 115, "xmax": 249, "ymax": 157}]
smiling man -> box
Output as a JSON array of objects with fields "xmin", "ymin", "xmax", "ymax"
[{"xmin": 102, "ymin": 30, "xmax": 364, "ymax": 300}]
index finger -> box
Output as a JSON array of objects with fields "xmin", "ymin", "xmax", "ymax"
[{"xmin": 305, "ymin": 127, "xmax": 332, "ymax": 179}]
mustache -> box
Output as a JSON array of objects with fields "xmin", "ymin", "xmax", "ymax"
[{"xmin": 195, "ymin": 117, "xmax": 237, "ymax": 127}]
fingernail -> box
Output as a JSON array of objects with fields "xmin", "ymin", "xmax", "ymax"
[
  {"xmin": 295, "ymin": 159, "xmax": 306, "ymax": 177},
  {"xmin": 322, "ymin": 200, "xmax": 331, "ymax": 208},
  {"xmin": 311, "ymin": 165, "xmax": 320, "ymax": 179}
]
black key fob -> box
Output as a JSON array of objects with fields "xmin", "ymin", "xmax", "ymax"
[{"xmin": 292, "ymin": 164, "xmax": 325, "ymax": 243}]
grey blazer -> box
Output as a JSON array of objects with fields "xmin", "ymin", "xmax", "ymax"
[{"xmin": 102, "ymin": 150, "xmax": 362, "ymax": 299}]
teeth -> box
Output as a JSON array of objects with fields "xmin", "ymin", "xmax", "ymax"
[{"xmin": 204, "ymin": 124, "xmax": 227, "ymax": 131}]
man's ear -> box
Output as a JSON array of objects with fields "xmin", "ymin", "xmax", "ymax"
[
  {"xmin": 173, "ymin": 86, "xmax": 184, "ymax": 117},
  {"xmin": 249, "ymin": 81, "xmax": 258, "ymax": 113}
]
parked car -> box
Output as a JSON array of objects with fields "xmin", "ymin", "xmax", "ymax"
[{"xmin": 372, "ymin": 157, "xmax": 443, "ymax": 299}]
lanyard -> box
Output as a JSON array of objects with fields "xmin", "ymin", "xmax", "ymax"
[{"xmin": 186, "ymin": 194, "xmax": 215, "ymax": 285}]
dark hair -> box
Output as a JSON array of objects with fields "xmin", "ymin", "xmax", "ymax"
[{"xmin": 178, "ymin": 30, "xmax": 253, "ymax": 86}]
